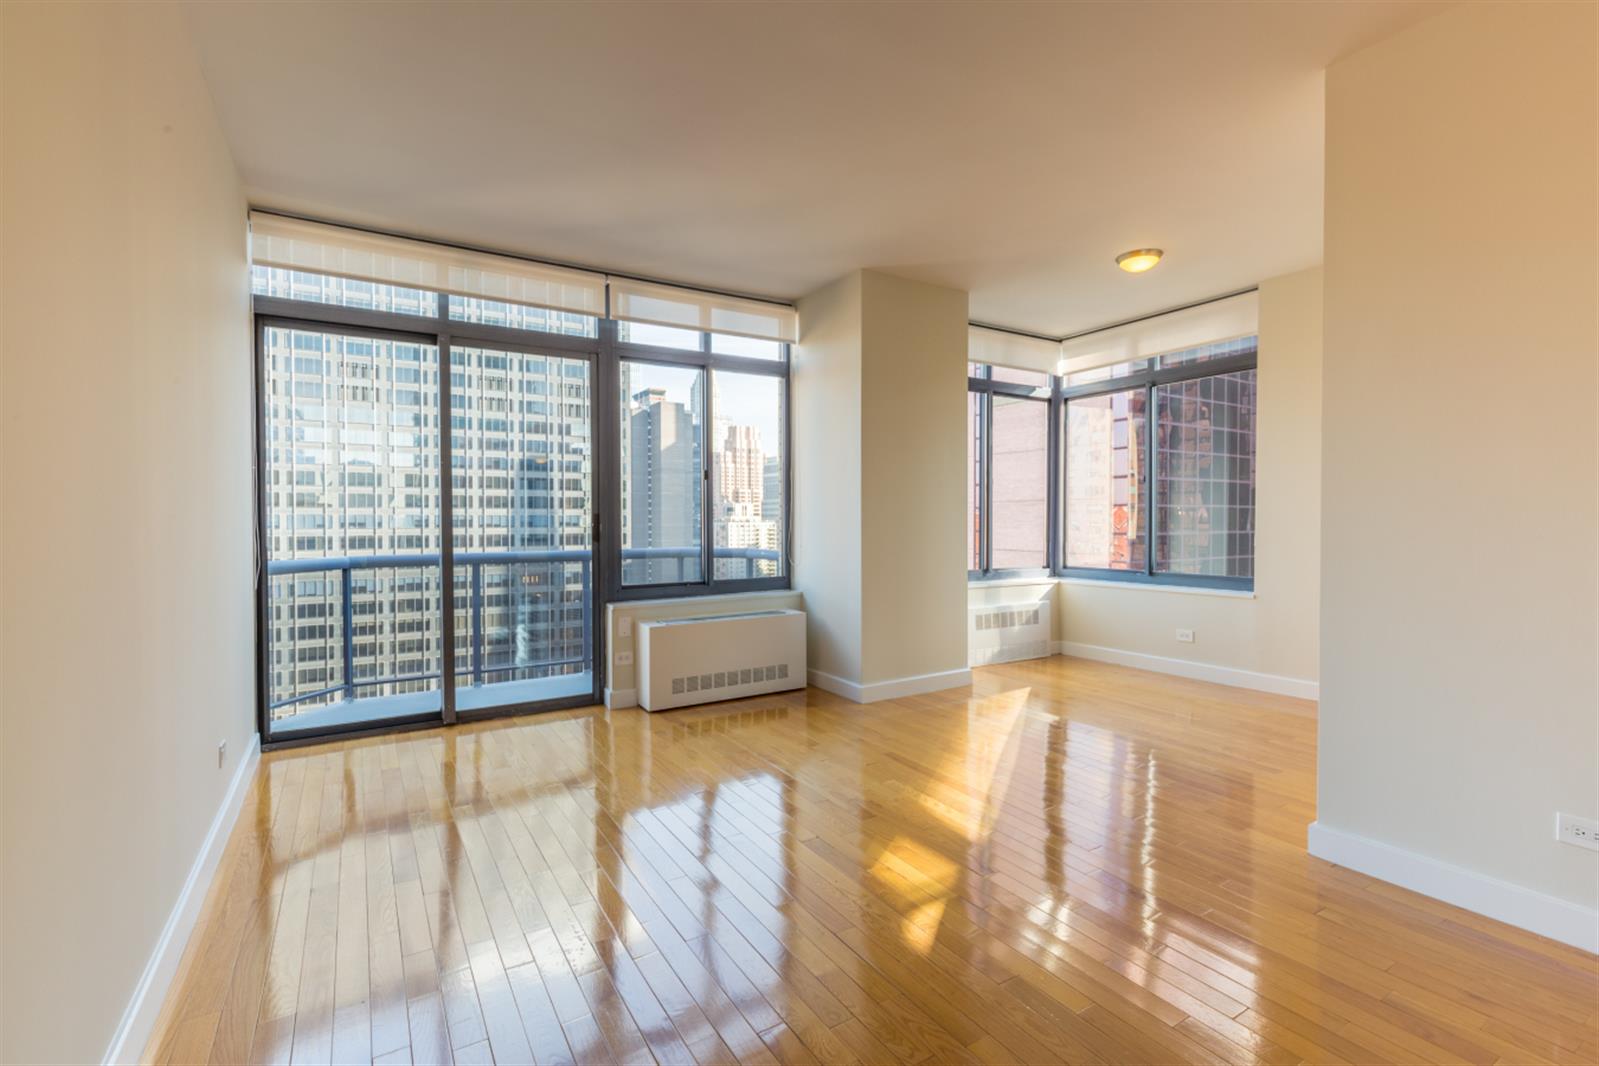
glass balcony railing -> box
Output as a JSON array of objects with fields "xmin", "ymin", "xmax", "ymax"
[{"xmin": 265, "ymin": 547, "xmax": 779, "ymax": 726}]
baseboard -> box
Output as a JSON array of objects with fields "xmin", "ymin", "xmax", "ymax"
[
  {"xmin": 605, "ymin": 686, "xmax": 638, "ymax": 710},
  {"xmin": 1308, "ymin": 822, "xmax": 1598, "ymax": 954},
  {"xmin": 1053, "ymin": 640, "xmax": 1319, "ymax": 700},
  {"xmin": 808, "ymin": 666, "xmax": 971, "ymax": 704},
  {"xmin": 104, "ymin": 732, "xmax": 262, "ymax": 1065}
]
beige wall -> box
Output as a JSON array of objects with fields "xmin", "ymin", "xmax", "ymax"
[
  {"xmin": 1055, "ymin": 266, "xmax": 1324, "ymax": 696},
  {"xmin": 1319, "ymin": 0, "xmax": 1597, "ymax": 908},
  {"xmin": 859, "ymin": 271, "xmax": 969, "ymax": 686},
  {"xmin": 793, "ymin": 272, "xmax": 865, "ymax": 682},
  {"xmin": 795, "ymin": 270, "xmax": 970, "ymax": 695},
  {"xmin": 0, "ymin": 4, "xmax": 254, "ymax": 1062}
]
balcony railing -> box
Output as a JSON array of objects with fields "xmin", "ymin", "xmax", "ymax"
[{"xmin": 266, "ymin": 546, "xmax": 779, "ymax": 714}]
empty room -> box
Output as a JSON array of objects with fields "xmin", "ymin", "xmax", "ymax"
[{"xmin": 2, "ymin": 1, "xmax": 1596, "ymax": 1064}]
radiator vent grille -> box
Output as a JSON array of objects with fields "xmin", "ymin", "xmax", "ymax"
[
  {"xmin": 975, "ymin": 605, "xmax": 1041, "ymax": 631},
  {"xmin": 671, "ymin": 661, "xmax": 788, "ymax": 696}
]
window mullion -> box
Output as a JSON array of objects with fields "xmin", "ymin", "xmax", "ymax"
[{"xmin": 1146, "ymin": 382, "xmax": 1157, "ymax": 579}]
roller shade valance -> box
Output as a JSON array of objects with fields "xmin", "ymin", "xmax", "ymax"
[
  {"xmin": 968, "ymin": 326, "xmax": 1060, "ymax": 373},
  {"xmin": 609, "ymin": 277, "xmax": 798, "ymax": 343},
  {"xmin": 248, "ymin": 212, "xmax": 607, "ymax": 316},
  {"xmin": 1057, "ymin": 290, "xmax": 1258, "ymax": 375}
]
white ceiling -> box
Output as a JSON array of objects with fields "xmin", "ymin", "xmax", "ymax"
[{"xmin": 183, "ymin": 1, "xmax": 1440, "ymax": 337}]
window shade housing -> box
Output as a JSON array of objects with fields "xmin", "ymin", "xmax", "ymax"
[
  {"xmin": 1057, "ymin": 291, "xmax": 1258, "ymax": 375},
  {"xmin": 968, "ymin": 325, "xmax": 1060, "ymax": 374},
  {"xmin": 609, "ymin": 277, "xmax": 797, "ymax": 343},
  {"xmin": 248, "ymin": 212, "xmax": 607, "ymax": 316}
]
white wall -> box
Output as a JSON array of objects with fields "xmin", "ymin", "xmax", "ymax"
[
  {"xmin": 1317, "ymin": 0, "xmax": 1597, "ymax": 940},
  {"xmin": 1055, "ymin": 266, "xmax": 1324, "ymax": 699},
  {"xmin": 0, "ymin": 4, "xmax": 255, "ymax": 1062}
]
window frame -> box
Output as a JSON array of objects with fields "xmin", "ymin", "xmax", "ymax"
[
  {"xmin": 251, "ymin": 269, "xmax": 793, "ymax": 748},
  {"xmin": 967, "ymin": 364, "xmax": 1058, "ymax": 580},
  {"xmin": 1057, "ymin": 343, "xmax": 1258, "ymax": 591}
]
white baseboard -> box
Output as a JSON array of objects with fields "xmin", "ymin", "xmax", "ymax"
[
  {"xmin": 604, "ymin": 686, "xmax": 638, "ymax": 710},
  {"xmin": 808, "ymin": 666, "xmax": 971, "ymax": 704},
  {"xmin": 1307, "ymin": 822, "xmax": 1598, "ymax": 954},
  {"xmin": 104, "ymin": 732, "xmax": 262, "ymax": 1065},
  {"xmin": 1053, "ymin": 640, "xmax": 1319, "ymax": 700}
]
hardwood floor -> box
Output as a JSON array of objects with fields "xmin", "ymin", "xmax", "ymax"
[{"xmin": 146, "ymin": 656, "xmax": 1597, "ymax": 1065}]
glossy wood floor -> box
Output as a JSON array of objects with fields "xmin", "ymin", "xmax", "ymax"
[{"xmin": 147, "ymin": 657, "xmax": 1598, "ymax": 1065}]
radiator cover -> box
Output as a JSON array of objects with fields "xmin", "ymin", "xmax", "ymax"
[{"xmin": 637, "ymin": 608, "xmax": 807, "ymax": 711}]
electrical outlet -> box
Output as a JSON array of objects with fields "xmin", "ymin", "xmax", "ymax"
[
  {"xmin": 1175, "ymin": 628, "xmax": 1195, "ymax": 644},
  {"xmin": 217, "ymin": 740, "xmax": 228, "ymax": 768},
  {"xmin": 616, "ymin": 650, "xmax": 634, "ymax": 667},
  {"xmin": 618, "ymin": 617, "xmax": 632, "ymax": 638},
  {"xmin": 1556, "ymin": 812, "xmax": 1599, "ymax": 852}
]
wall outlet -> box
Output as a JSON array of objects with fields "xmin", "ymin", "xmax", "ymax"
[
  {"xmin": 1175, "ymin": 628, "xmax": 1195, "ymax": 644},
  {"xmin": 615, "ymin": 650, "xmax": 634, "ymax": 667},
  {"xmin": 217, "ymin": 740, "xmax": 227, "ymax": 768},
  {"xmin": 1556, "ymin": 812, "xmax": 1599, "ymax": 852},
  {"xmin": 618, "ymin": 617, "xmax": 632, "ymax": 638}
]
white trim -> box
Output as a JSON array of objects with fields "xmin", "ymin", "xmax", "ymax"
[
  {"xmin": 1059, "ymin": 576, "xmax": 1256, "ymax": 599},
  {"xmin": 968, "ymin": 576, "xmax": 1058, "ymax": 591},
  {"xmin": 1054, "ymin": 641, "xmax": 1318, "ymax": 700},
  {"xmin": 1307, "ymin": 822, "xmax": 1599, "ymax": 954},
  {"xmin": 103, "ymin": 733, "xmax": 262, "ymax": 1066},
  {"xmin": 808, "ymin": 667, "xmax": 972, "ymax": 704},
  {"xmin": 604, "ymin": 686, "xmax": 638, "ymax": 710}
]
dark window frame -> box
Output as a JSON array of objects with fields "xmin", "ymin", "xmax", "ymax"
[
  {"xmin": 1058, "ymin": 341, "xmax": 1258, "ymax": 591},
  {"xmin": 251, "ymin": 267, "xmax": 792, "ymax": 748},
  {"xmin": 967, "ymin": 339, "xmax": 1259, "ymax": 592}
]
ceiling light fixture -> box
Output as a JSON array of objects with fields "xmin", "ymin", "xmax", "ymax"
[{"xmin": 1116, "ymin": 248, "xmax": 1164, "ymax": 273}]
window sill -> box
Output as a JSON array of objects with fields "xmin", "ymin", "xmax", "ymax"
[
  {"xmin": 608, "ymin": 587, "xmax": 799, "ymax": 611},
  {"xmin": 1058, "ymin": 576, "xmax": 1256, "ymax": 600},
  {"xmin": 967, "ymin": 575, "xmax": 1058, "ymax": 590}
]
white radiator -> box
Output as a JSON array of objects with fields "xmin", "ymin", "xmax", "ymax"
[
  {"xmin": 637, "ymin": 609, "xmax": 807, "ymax": 711},
  {"xmin": 968, "ymin": 601, "xmax": 1052, "ymax": 666}
]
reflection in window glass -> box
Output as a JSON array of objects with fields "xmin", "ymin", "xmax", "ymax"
[
  {"xmin": 252, "ymin": 266, "xmax": 438, "ymax": 317},
  {"xmin": 990, "ymin": 395, "xmax": 1048, "ymax": 569},
  {"xmin": 967, "ymin": 391, "xmax": 982, "ymax": 570},
  {"xmin": 618, "ymin": 321, "xmax": 702, "ymax": 350},
  {"xmin": 1155, "ymin": 370, "xmax": 1256, "ymax": 578},
  {"xmin": 711, "ymin": 333, "xmax": 784, "ymax": 361},
  {"xmin": 710, "ymin": 372, "xmax": 784, "ymax": 580},
  {"xmin": 449, "ymin": 296, "xmax": 597, "ymax": 337},
  {"xmin": 620, "ymin": 362, "xmax": 704, "ymax": 585},
  {"xmin": 1065, "ymin": 388, "xmax": 1147, "ymax": 570},
  {"xmin": 449, "ymin": 347, "xmax": 592, "ymax": 708}
]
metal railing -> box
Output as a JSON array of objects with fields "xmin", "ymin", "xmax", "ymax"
[{"xmin": 266, "ymin": 546, "xmax": 779, "ymax": 712}]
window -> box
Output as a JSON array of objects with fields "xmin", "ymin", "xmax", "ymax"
[
  {"xmin": 1061, "ymin": 337, "xmax": 1258, "ymax": 588},
  {"xmin": 618, "ymin": 361, "xmax": 705, "ymax": 586},
  {"xmin": 1154, "ymin": 370, "xmax": 1256, "ymax": 578},
  {"xmin": 1064, "ymin": 388, "xmax": 1147, "ymax": 570},
  {"xmin": 967, "ymin": 363, "xmax": 1052, "ymax": 575},
  {"xmin": 251, "ymin": 218, "xmax": 795, "ymax": 742},
  {"xmin": 711, "ymin": 371, "xmax": 784, "ymax": 580}
]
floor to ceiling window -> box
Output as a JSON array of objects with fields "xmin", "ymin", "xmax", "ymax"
[{"xmin": 250, "ymin": 213, "xmax": 795, "ymax": 744}]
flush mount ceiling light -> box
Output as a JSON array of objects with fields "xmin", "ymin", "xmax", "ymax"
[{"xmin": 1116, "ymin": 248, "xmax": 1164, "ymax": 273}]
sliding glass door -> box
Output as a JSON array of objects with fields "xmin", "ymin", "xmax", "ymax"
[
  {"xmin": 259, "ymin": 321, "xmax": 599, "ymax": 743},
  {"xmin": 260, "ymin": 322, "xmax": 447, "ymax": 739},
  {"xmin": 449, "ymin": 344, "xmax": 595, "ymax": 716}
]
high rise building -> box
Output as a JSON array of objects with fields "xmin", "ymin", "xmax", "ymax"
[{"xmin": 626, "ymin": 387, "xmax": 701, "ymax": 584}]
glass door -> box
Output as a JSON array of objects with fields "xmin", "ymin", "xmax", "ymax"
[
  {"xmin": 260, "ymin": 322, "xmax": 447, "ymax": 741},
  {"xmin": 448, "ymin": 343, "xmax": 597, "ymax": 717}
]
